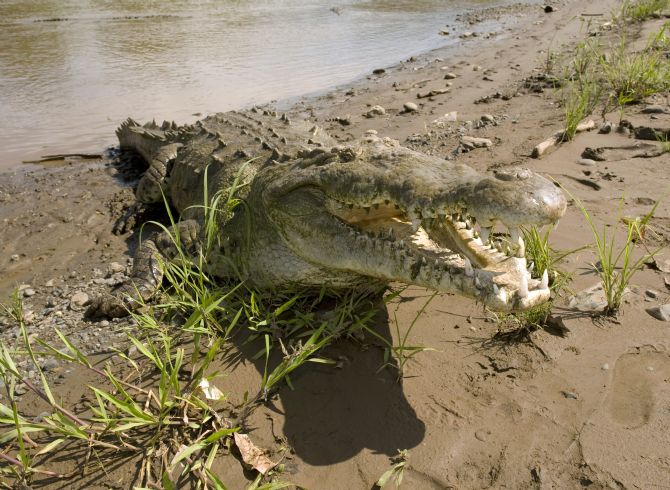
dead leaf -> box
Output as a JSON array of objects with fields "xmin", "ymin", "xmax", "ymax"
[
  {"xmin": 199, "ymin": 378, "xmax": 224, "ymax": 401},
  {"xmin": 233, "ymin": 432, "xmax": 277, "ymax": 475}
]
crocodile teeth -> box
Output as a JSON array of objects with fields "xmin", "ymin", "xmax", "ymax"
[
  {"xmin": 540, "ymin": 269, "xmax": 549, "ymax": 289},
  {"xmin": 464, "ymin": 257, "xmax": 474, "ymax": 277},
  {"xmin": 518, "ymin": 273, "xmax": 529, "ymax": 298},
  {"xmin": 515, "ymin": 235, "xmax": 526, "ymax": 258},
  {"xmin": 509, "ymin": 227, "xmax": 520, "ymax": 244},
  {"xmin": 480, "ymin": 226, "xmax": 491, "ymax": 244}
]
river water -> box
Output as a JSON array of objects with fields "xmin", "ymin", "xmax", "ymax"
[{"xmin": 0, "ymin": 0, "xmax": 517, "ymax": 169}]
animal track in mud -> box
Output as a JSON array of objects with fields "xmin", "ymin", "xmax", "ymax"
[{"xmin": 606, "ymin": 350, "xmax": 670, "ymax": 429}]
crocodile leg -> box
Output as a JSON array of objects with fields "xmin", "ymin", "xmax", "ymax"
[
  {"xmin": 135, "ymin": 143, "xmax": 182, "ymax": 204},
  {"xmin": 86, "ymin": 219, "xmax": 202, "ymax": 318}
]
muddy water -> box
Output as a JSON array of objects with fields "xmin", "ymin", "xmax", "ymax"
[{"xmin": 1, "ymin": 0, "xmax": 510, "ymax": 169}]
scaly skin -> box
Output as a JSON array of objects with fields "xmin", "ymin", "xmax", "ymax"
[{"xmin": 86, "ymin": 110, "xmax": 566, "ymax": 318}]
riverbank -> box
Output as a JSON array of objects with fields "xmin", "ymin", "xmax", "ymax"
[{"xmin": 1, "ymin": 0, "xmax": 670, "ymax": 487}]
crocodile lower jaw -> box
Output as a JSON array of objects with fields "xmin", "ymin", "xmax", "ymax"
[{"xmin": 330, "ymin": 199, "xmax": 551, "ymax": 312}]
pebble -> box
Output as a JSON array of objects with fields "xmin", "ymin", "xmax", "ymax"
[
  {"xmin": 561, "ymin": 391, "xmax": 579, "ymax": 400},
  {"xmin": 568, "ymin": 283, "xmax": 613, "ymax": 313},
  {"xmin": 578, "ymin": 158, "xmax": 596, "ymax": 166},
  {"xmin": 474, "ymin": 430, "xmax": 489, "ymax": 442},
  {"xmin": 599, "ymin": 121, "xmax": 612, "ymax": 134},
  {"xmin": 14, "ymin": 384, "xmax": 28, "ymax": 396},
  {"xmin": 481, "ymin": 114, "xmax": 495, "ymax": 123},
  {"xmin": 41, "ymin": 358, "xmax": 59, "ymax": 372},
  {"xmin": 646, "ymin": 289, "xmax": 660, "ymax": 299},
  {"xmin": 473, "ymin": 65, "xmax": 482, "ymax": 71},
  {"xmin": 665, "ymin": 276, "xmax": 670, "ymax": 289},
  {"xmin": 444, "ymin": 72, "xmax": 458, "ymax": 80},
  {"xmin": 654, "ymin": 258, "xmax": 670, "ymax": 273},
  {"xmin": 364, "ymin": 105, "xmax": 386, "ymax": 118},
  {"xmin": 45, "ymin": 279, "xmax": 55, "ymax": 287},
  {"xmin": 70, "ymin": 291, "xmax": 90, "ymax": 310},
  {"xmin": 601, "ymin": 363, "xmax": 609, "ymax": 370},
  {"xmin": 461, "ymin": 136, "xmax": 493, "ymax": 148},
  {"xmin": 109, "ymin": 262, "xmax": 125, "ymax": 274},
  {"xmin": 10, "ymin": 254, "xmax": 20, "ymax": 262},
  {"xmin": 641, "ymin": 105, "xmax": 665, "ymax": 114},
  {"xmin": 372, "ymin": 68, "xmax": 386, "ymax": 75},
  {"xmin": 403, "ymin": 102, "xmax": 418, "ymax": 112},
  {"xmin": 22, "ymin": 288, "xmax": 36, "ymax": 298},
  {"xmin": 100, "ymin": 320, "xmax": 110, "ymax": 328},
  {"xmin": 647, "ymin": 366, "xmax": 655, "ymax": 372},
  {"xmin": 646, "ymin": 304, "xmax": 670, "ymax": 321},
  {"xmin": 364, "ymin": 129, "xmax": 378, "ymax": 136}
]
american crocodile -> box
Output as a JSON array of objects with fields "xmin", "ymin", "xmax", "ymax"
[{"xmin": 86, "ymin": 110, "xmax": 566, "ymax": 317}]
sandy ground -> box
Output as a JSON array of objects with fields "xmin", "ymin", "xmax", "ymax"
[{"xmin": 1, "ymin": 0, "xmax": 670, "ymax": 488}]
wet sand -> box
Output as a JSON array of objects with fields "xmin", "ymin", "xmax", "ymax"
[{"xmin": 1, "ymin": 0, "xmax": 670, "ymax": 487}]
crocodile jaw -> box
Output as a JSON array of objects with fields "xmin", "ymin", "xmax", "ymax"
[{"xmin": 269, "ymin": 189, "xmax": 552, "ymax": 312}]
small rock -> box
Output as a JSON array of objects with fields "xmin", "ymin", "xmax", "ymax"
[
  {"xmin": 646, "ymin": 304, "xmax": 670, "ymax": 321},
  {"xmin": 578, "ymin": 158, "xmax": 596, "ymax": 166},
  {"xmin": 481, "ymin": 114, "xmax": 495, "ymax": 123},
  {"xmin": 403, "ymin": 102, "xmax": 418, "ymax": 113},
  {"xmin": 41, "ymin": 359, "xmax": 59, "ymax": 372},
  {"xmin": 364, "ymin": 105, "xmax": 386, "ymax": 118},
  {"xmin": 599, "ymin": 121, "xmax": 613, "ymax": 134},
  {"xmin": 23, "ymin": 310, "xmax": 35, "ymax": 323},
  {"xmin": 364, "ymin": 129, "xmax": 378, "ymax": 137},
  {"xmin": 70, "ymin": 292, "xmax": 90, "ymax": 310},
  {"xmin": 568, "ymin": 283, "xmax": 619, "ymax": 313},
  {"xmin": 22, "ymin": 288, "xmax": 36, "ymax": 298},
  {"xmin": 10, "ymin": 254, "xmax": 20, "ymax": 262},
  {"xmin": 443, "ymin": 72, "xmax": 458, "ymax": 80},
  {"xmin": 473, "ymin": 65, "xmax": 482, "ymax": 71},
  {"xmin": 654, "ymin": 258, "xmax": 670, "ymax": 273},
  {"xmin": 641, "ymin": 105, "xmax": 665, "ymax": 114},
  {"xmin": 336, "ymin": 116, "xmax": 351, "ymax": 126},
  {"xmin": 439, "ymin": 30, "xmax": 449, "ymax": 36},
  {"xmin": 45, "ymin": 279, "xmax": 55, "ymax": 287},
  {"xmin": 544, "ymin": 5, "xmax": 554, "ymax": 13},
  {"xmin": 372, "ymin": 68, "xmax": 386, "ymax": 75},
  {"xmin": 665, "ymin": 276, "xmax": 670, "ymax": 289},
  {"xmin": 109, "ymin": 262, "xmax": 125, "ymax": 274},
  {"xmin": 432, "ymin": 112, "xmax": 458, "ymax": 126},
  {"xmin": 13, "ymin": 383, "xmax": 28, "ymax": 396},
  {"xmin": 460, "ymin": 31, "xmax": 474, "ymax": 38},
  {"xmin": 461, "ymin": 136, "xmax": 493, "ymax": 148},
  {"xmin": 33, "ymin": 411, "xmax": 51, "ymax": 423},
  {"xmin": 601, "ymin": 363, "xmax": 609, "ymax": 370},
  {"xmin": 646, "ymin": 289, "xmax": 660, "ymax": 299},
  {"xmin": 647, "ymin": 366, "xmax": 655, "ymax": 372},
  {"xmin": 474, "ymin": 430, "xmax": 489, "ymax": 441},
  {"xmin": 561, "ymin": 391, "xmax": 578, "ymax": 400},
  {"xmin": 99, "ymin": 320, "xmax": 110, "ymax": 328},
  {"xmin": 635, "ymin": 197, "xmax": 655, "ymax": 205}
]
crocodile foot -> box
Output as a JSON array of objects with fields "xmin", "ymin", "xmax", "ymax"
[{"xmin": 112, "ymin": 202, "xmax": 165, "ymax": 235}]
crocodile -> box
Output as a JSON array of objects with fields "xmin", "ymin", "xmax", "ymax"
[{"xmin": 86, "ymin": 109, "xmax": 566, "ymax": 318}]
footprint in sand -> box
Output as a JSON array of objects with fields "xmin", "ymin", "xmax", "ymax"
[
  {"xmin": 606, "ymin": 351, "xmax": 661, "ymax": 428},
  {"xmin": 581, "ymin": 349, "xmax": 670, "ymax": 487}
]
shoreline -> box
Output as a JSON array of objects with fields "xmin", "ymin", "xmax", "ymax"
[
  {"xmin": 0, "ymin": 0, "xmax": 542, "ymax": 172},
  {"xmin": 2, "ymin": 0, "xmax": 670, "ymax": 487}
]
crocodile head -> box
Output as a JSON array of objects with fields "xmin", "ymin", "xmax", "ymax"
[{"xmin": 254, "ymin": 136, "xmax": 566, "ymax": 312}]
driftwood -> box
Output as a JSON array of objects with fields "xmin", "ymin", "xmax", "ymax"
[
  {"xmin": 531, "ymin": 120, "xmax": 595, "ymax": 158},
  {"xmin": 23, "ymin": 153, "xmax": 103, "ymax": 164}
]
